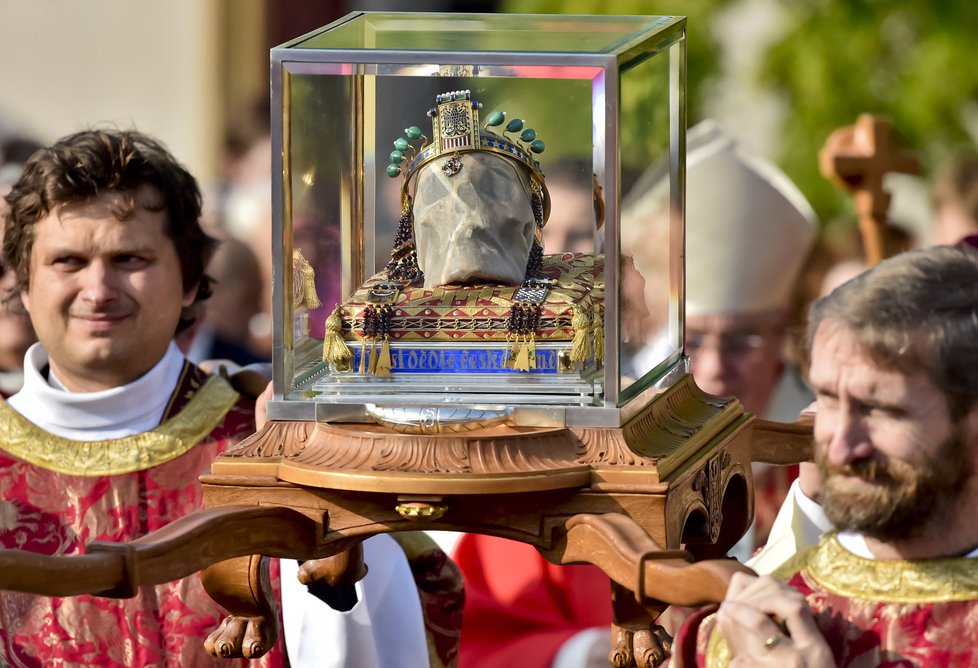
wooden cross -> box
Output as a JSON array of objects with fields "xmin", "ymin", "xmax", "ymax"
[{"xmin": 819, "ymin": 114, "xmax": 920, "ymax": 265}]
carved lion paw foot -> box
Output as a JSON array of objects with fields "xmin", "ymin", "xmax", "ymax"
[
  {"xmin": 609, "ymin": 624, "xmax": 672, "ymax": 668},
  {"xmin": 204, "ymin": 614, "xmax": 276, "ymax": 659}
]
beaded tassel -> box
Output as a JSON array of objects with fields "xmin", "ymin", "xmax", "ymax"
[
  {"xmin": 506, "ymin": 303, "xmax": 541, "ymax": 372},
  {"xmin": 374, "ymin": 306, "xmax": 393, "ymax": 376},
  {"xmin": 358, "ymin": 304, "xmax": 396, "ymax": 375},
  {"xmin": 359, "ymin": 305, "xmax": 378, "ymax": 374},
  {"xmin": 387, "ymin": 194, "xmax": 423, "ymax": 284}
]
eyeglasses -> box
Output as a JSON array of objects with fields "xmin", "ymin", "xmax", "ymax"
[{"xmin": 685, "ymin": 330, "xmax": 769, "ymax": 357}]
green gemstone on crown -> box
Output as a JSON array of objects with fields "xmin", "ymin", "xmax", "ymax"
[
  {"xmin": 486, "ymin": 111, "xmax": 505, "ymax": 127},
  {"xmin": 529, "ymin": 140, "xmax": 545, "ymax": 154},
  {"xmin": 393, "ymin": 137, "xmax": 409, "ymax": 151},
  {"xmin": 520, "ymin": 128, "xmax": 537, "ymax": 142},
  {"xmin": 386, "ymin": 164, "xmax": 401, "ymax": 178},
  {"xmin": 505, "ymin": 118, "xmax": 524, "ymax": 133},
  {"xmin": 405, "ymin": 126, "xmax": 423, "ymax": 139},
  {"xmin": 390, "ymin": 150, "xmax": 405, "ymax": 163}
]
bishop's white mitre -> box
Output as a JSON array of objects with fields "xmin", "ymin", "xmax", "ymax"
[{"xmin": 683, "ymin": 121, "xmax": 818, "ymax": 315}]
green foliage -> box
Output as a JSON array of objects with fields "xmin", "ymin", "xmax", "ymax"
[
  {"xmin": 762, "ymin": 0, "xmax": 978, "ymax": 228},
  {"xmin": 503, "ymin": 0, "xmax": 733, "ymax": 116},
  {"xmin": 500, "ymin": 0, "xmax": 735, "ymax": 187}
]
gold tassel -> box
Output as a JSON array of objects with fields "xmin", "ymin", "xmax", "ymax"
[
  {"xmin": 375, "ymin": 337, "xmax": 392, "ymax": 376},
  {"xmin": 301, "ymin": 264, "xmax": 321, "ymax": 309},
  {"xmin": 368, "ymin": 340, "xmax": 379, "ymax": 374},
  {"xmin": 570, "ymin": 304, "xmax": 592, "ymax": 362},
  {"xmin": 592, "ymin": 314, "xmax": 604, "ymax": 362},
  {"xmin": 505, "ymin": 334, "xmax": 518, "ymax": 368},
  {"xmin": 513, "ymin": 337, "xmax": 531, "ymax": 372},
  {"xmin": 358, "ymin": 340, "xmax": 368, "ymax": 374},
  {"xmin": 322, "ymin": 305, "xmax": 352, "ymax": 365}
]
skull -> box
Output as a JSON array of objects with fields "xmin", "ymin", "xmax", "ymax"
[{"xmin": 413, "ymin": 152, "xmax": 536, "ymax": 288}]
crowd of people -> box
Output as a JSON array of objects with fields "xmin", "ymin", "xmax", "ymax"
[{"xmin": 1, "ymin": 101, "xmax": 978, "ymax": 667}]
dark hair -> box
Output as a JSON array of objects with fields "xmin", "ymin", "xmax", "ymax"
[
  {"xmin": 808, "ymin": 245, "xmax": 978, "ymax": 418},
  {"xmin": 2, "ymin": 129, "xmax": 217, "ymax": 333}
]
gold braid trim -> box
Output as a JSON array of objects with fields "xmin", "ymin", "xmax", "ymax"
[
  {"xmin": 803, "ymin": 533, "xmax": 978, "ymax": 603},
  {"xmin": 0, "ymin": 375, "xmax": 240, "ymax": 476},
  {"xmin": 703, "ymin": 613, "xmax": 731, "ymax": 668},
  {"xmin": 704, "ymin": 534, "xmax": 978, "ymax": 667}
]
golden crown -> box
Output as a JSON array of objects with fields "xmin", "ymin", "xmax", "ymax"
[{"xmin": 386, "ymin": 90, "xmax": 549, "ymax": 220}]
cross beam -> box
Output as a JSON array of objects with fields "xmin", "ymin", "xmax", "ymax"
[{"xmin": 819, "ymin": 114, "xmax": 920, "ymax": 265}]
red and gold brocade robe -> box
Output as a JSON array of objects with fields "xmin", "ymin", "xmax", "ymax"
[
  {"xmin": 0, "ymin": 363, "xmax": 282, "ymax": 668},
  {"xmin": 675, "ymin": 534, "xmax": 978, "ymax": 667}
]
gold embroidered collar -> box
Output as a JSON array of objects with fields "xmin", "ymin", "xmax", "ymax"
[
  {"xmin": 0, "ymin": 375, "xmax": 240, "ymax": 476},
  {"xmin": 796, "ymin": 533, "xmax": 978, "ymax": 603},
  {"xmin": 705, "ymin": 534, "xmax": 978, "ymax": 666}
]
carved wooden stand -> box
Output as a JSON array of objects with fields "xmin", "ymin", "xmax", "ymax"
[
  {"xmin": 0, "ymin": 373, "xmax": 770, "ymax": 666},
  {"xmin": 197, "ymin": 374, "xmax": 755, "ymax": 667}
]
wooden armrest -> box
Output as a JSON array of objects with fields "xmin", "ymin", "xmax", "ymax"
[{"xmin": 750, "ymin": 415, "xmax": 814, "ymax": 465}]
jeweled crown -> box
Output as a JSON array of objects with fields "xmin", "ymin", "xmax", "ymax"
[{"xmin": 386, "ymin": 90, "xmax": 549, "ymax": 218}]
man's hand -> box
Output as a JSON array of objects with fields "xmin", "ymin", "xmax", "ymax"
[
  {"xmin": 255, "ymin": 381, "xmax": 273, "ymax": 431},
  {"xmin": 716, "ymin": 572, "xmax": 834, "ymax": 667},
  {"xmin": 200, "ymin": 359, "xmax": 273, "ymax": 430}
]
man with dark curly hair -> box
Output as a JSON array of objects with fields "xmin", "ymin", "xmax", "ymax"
[{"xmin": 0, "ymin": 128, "xmax": 286, "ymax": 666}]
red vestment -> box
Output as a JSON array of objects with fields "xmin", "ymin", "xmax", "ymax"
[
  {"xmin": 0, "ymin": 363, "xmax": 283, "ymax": 668},
  {"xmin": 674, "ymin": 534, "xmax": 978, "ymax": 667},
  {"xmin": 451, "ymin": 468, "xmax": 799, "ymax": 668},
  {"xmin": 455, "ymin": 533, "xmax": 612, "ymax": 668}
]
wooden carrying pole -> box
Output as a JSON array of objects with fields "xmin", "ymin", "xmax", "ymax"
[{"xmin": 819, "ymin": 114, "xmax": 920, "ymax": 266}]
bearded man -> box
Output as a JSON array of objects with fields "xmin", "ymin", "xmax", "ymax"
[{"xmin": 674, "ymin": 244, "xmax": 978, "ymax": 666}]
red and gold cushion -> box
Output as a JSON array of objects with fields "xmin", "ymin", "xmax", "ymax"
[{"xmin": 340, "ymin": 253, "xmax": 604, "ymax": 344}]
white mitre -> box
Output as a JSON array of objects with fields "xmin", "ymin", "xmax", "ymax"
[
  {"xmin": 684, "ymin": 121, "xmax": 817, "ymax": 315},
  {"xmin": 622, "ymin": 122, "xmax": 819, "ymax": 316}
]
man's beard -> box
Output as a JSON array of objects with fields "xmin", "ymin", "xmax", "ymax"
[{"xmin": 815, "ymin": 428, "xmax": 972, "ymax": 542}]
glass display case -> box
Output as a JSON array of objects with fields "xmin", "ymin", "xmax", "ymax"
[{"xmin": 267, "ymin": 12, "xmax": 687, "ymax": 428}]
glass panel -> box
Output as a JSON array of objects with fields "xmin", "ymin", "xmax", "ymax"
[
  {"xmin": 282, "ymin": 64, "xmax": 603, "ymax": 402},
  {"xmin": 271, "ymin": 14, "xmax": 687, "ymax": 425},
  {"xmin": 618, "ymin": 44, "xmax": 680, "ymax": 398},
  {"xmin": 285, "ymin": 71, "xmax": 355, "ymax": 393},
  {"xmin": 294, "ymin": 13, "xmax": 681, "ymax": 54}
]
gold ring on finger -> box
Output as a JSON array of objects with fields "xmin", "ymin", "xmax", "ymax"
[{"xmin": 764, "ymin": 634, "xmax": 784, "ymax": 650}]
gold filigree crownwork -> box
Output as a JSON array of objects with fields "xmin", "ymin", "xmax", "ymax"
[{"xmin": 0, "ymin": 375, "xmax": 240, "ymax": 476}]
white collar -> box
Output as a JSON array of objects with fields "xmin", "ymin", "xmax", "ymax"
[
  {"xmin": 7, "ymin": 341, "xmax": 186, "ymax": 440},
  {"xmin": 838, "ymin": 531, "xmax": 978, "ymax": 560}
]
